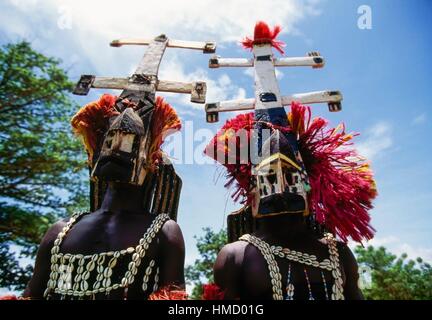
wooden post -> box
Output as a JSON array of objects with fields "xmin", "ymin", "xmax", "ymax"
[
  {"xmin": 73, "ymin": 34, "xmax": 215, "ymax": 104},
  {"xmin": 204, "ymin": 45, "xmax": 342, "ymax": 122}
]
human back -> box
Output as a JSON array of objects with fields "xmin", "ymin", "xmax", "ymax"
[{"xmin": 214, "ymin": 213, "xmax": 358, "ymax": 300}]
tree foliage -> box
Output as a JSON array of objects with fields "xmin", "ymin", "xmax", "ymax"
[
  {"xmin": 0, "ymin": 242, "xmax": 33, "ymax": 291},
  {"xmin": 355, "ymin": 245, "xmax": 432, "ymax": 300},
  {"xmin": 185, "ymin": 227, "xmax": 227, "ymax": 300},
  {"xmin": 0, "ymin": 41, "xmax": 87, "ymax": 209},
  {"xmin": 0, "ymin": 41, "xmax": 88, "ymax": 291}
]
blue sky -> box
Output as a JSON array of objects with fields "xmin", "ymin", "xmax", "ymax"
[{"xmin": 1, "ymin": 0, "xmax": 431, "ymax": 277}]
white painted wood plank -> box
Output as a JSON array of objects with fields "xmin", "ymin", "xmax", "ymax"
[
  {"xmin": 135, "ymin": 39, "xmax": 168, "ymax": 76},
  {"xmin": 92, "ymin": 77, "xmax": 128, "ymax": 89},
  {"xmin": 210, "ymin": 57, "xmax": 253, "ymax": 68},
  {"xmin": 92, "ymin": 77, "xmax": 198, "ymax": 95},
  {"xmin": 210, "ymin": 56, "xmax": 324, "ymax": 68},
  {"xmin": 169, "ymin": 39, "xmax": 216, "ymax": 53},
  {"xmin": 281, "ymin": 90, "xmax": 342, "ymax": 105},
  {"xmin": 157, "ymin": 80, "xmax": 192, "ymax": 93},
  {"xmin": 111, "ymin": 38, "xmax": 216, "ymax": 52},
  {"xmin": 274, "ymin": 56, "xmax": 325, "ymax": 68},
  {"xmin": 206, "ymin": 90, "xmax": 342, "ymax": 113},
  {"xmin": 91, "ymin": 77, "xmax": 155, "ymax": 92},
  {"xmin": 205, "ymin": 98, "xmax": 255, "ymax": 112},
  {"xmin": 253, "ymin": 45, "xmax": 283, "ymax": 110}
]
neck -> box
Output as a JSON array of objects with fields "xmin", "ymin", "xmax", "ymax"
[
  {"xmin": 256, "ymin": 213, "xmax": 312, "ymax": 240},
  {"xmin": 100, "ymin": 182, "xmax": 146, "ymax": 214}
]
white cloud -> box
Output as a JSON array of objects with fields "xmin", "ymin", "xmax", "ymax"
[
  {"xmin": 67, "ymin": 0, "xmax": 317, "ymax": 41},
  {"xmin": 365, "ymin": 236, "xmax": 399, "ymax": 247},
  {"xmin": 356, "ymin": 122, "xmax": 393, "ymax": 160},
  {"xmin": 159, "ymin": 54, "xmax": 247, "ymax": 109},
  {"xmin": 412, "ymin": 113, "xmax": 426, "ymax": 125},
  {"xmin": 4, "ymin": 0, "xmax": 322, "ymax": 41},
  {"xmin": 1, "ymin": 0, "xmax": 321, "ymax": 112},
  {"xmin": 349, "ymin": 236, "xmax": 432, "ymax": 263}
]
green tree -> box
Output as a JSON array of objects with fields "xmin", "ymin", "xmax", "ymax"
[
  {"xmin": 355, "ymin": 245, "xmax": 432, "ymax": 300},
  {"xmin": 0, "ymin": 41, "xmax": 88, "ymax": 291},
  {"xmin": 185, "ymin": 227, "xmax": 227, "ymax": 300}
]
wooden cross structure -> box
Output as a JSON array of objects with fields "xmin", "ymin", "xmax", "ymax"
[
  {"xmin": 205, "ymin": 47, "xmax": 343, "ymax": 123},
  {"xmin": 73, "ymin": 34, "xmax": 216, "ymax": 104}
]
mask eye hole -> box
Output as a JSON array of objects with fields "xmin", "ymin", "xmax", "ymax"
[
  {"xmin": 267, "ymin": 173, "xmax": 277, "ymax": 185},
  {"xmin": 285, "ymin": 172, "xmax": 293, "ymax": 185},
  {"xmin": 266, "ymin": 168, "xmax": 277, "ymax": 184},
  {"xmin": 105, "ymin": 132, "xmax": 115, "ymax": 149}
]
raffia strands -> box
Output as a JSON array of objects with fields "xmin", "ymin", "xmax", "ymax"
[
  {"xmin": 148, "ymin": 96, "xmax": 181, "ymax": 170},
  {"xmin": 202, "ymin": 283, "xmax": 225, "ymax": 300},
  {"xmin": 0, "ymin": 294, "xmax": 30, "ymax": 300},
  {"xmin": 241, "ymin": 21, "xmax": 286, "ymax": 55},
  {"xmin": 204, "ymin": 112, "xmax": 255, "ymax": 205},
  {"xmin": 148, "ymin": 286, "xmax": 188, "ymax": 300},
  {"xmin": 204, "ymin": 102, "xmax": 377, "ymax": 243},
  {"xmin": 290, "ymin": 102, "xmax": 377, "ymax": 243},
  {"xmin": 71, "ymin": 94, "xmax": 118, "ymax": 164},
  {"xmin": 0, "ymin": 294, "xmax": 18, "ymax": 300}
]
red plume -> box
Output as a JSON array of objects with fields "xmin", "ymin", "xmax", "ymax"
[
  {"xmin": 204, "ymin": 102, "xmax": 377, "ymax": 243},
  {"xmin": 148, "ymin": 285, "xmax": 187, "ymax": 300},
  {"xmin": 204, "ymin": 112, "xmax": 255, "ymax": 204},
  {"xmin": 202, "ymin": 283, "xmax": 225, "ymax": 300},
  {"xmin": 290, "ymin": 102, "xmax": 377, "ymax": 243},
  {"xmin": 242, "ymin": 21, "xmax": 285, "ymax": 54}
]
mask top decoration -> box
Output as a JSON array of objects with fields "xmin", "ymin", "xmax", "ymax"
[{"xmin": 205, "ymin": 21, "xmax": 377, "ymax": 243}]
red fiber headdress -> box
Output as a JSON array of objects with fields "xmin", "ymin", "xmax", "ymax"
[
  {"xmin": 148, "ymin": 286, "xmax": 188, "ymax": 300},
  {"xmin": 241, "ymin": 21, "xmax": 286, "ymax": 54},
  {"xmin": 204, "ymin": 113, "xmax": 255, "ymax": 204},
  {"xmin": 204, "ymin": 102, "xmax": 377, "ymax": 243},
  {"xmin": 202, "ymin": 283, "xmax": 225, "ymax": 300},
  {"xmin": 290, "ymin": 102, "xmax": 376, "ymax": 242}
]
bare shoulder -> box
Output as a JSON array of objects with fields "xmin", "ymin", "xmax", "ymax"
[
  {"xmin": 160, "ymin": 219, "xmax": 184, "ymax": 244},
  {"xmin": 157, "ymin": 218, "xmax": 185, "ymax": 287},
  {"xmin": 161, "ymin": 219, "xmax": 183, "ymax": 238},
  {"xmin": 214, "ymin": 241, "xmax": 249, "ymax": 276},
  {"xmin": 23, "ymin": 217, "xmax": 70, "ymax": 298},
  {"xmin": 160, "ymin": 218, "xmax": 182, "ymax": 234},
  {"xmin": 335, "ymin": 241, "xmax": 364, "ymax": 299},
  {"xmin": 335, "ymin": 241, "xmax": 358, "ymax": 267},
  {"xmin": 39, "ymin": 217, "xmax": 69, "ymax": 249},
  {"xmin": 217, "ymin": 241, "xmax": 248, "ymax": 263},
  {"xmin": 214, "ymin": 241, "xmax": 248, "ymax": 299}
]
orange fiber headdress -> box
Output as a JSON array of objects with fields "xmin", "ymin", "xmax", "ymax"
[
  {"xmin": 148, "ymin": 96, "xmax": 182, "ymax": 168},
  {"xmin": 71, "ymin": 94, "xmax": 118, "ymax": 165}
]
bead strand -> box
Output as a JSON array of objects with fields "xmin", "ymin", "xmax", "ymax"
[{"xmin": 44, "ymin": 213, "xmax": 169, "ymax": 299}]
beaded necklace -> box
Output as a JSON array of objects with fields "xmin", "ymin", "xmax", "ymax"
[
  {"xmin": 44, "ymin": 212, "xmax": 169, "ymax": 299},
  {"xmin": 239, "ymin": 233, "xmax": 345, "ymax": 300}
]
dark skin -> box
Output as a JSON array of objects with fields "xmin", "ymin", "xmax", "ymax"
[
  {"xmin": 214, "ymin": 213, "xmax": 363, "ymax": 300},
  {"xmin": 23, "ymin": 182, "xmax": 185, "ymax": 299}
]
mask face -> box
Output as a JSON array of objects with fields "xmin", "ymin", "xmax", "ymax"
[
  {"xmin": 252, "ymin": 129, "xmax": 310, "ymax": 218},
  {"xmin": 91, "ymin": 107, "xmax": 150, "ymax": 186}
]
